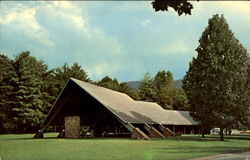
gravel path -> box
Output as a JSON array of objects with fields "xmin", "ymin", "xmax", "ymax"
[{"xmin": 189, "ymin": 151, "xmax": 250, "ymax": 160}]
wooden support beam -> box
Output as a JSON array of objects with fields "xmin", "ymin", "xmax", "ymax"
[
  {"xmin": 143, "ymin": 123, "xmax": 151, "ymax": 132},
  {"xmin": 158, "ymin": 124, "xmax": 175, "ymax": 137},
  {"xmin": 131, "ymin": 128, "xmax": 150, "ymax": 140},
  {"xmin": 122, "ymin": 122, "xmax": 134, "ymax": 132},
  {"xmin": 144, "ymin": 123, "xmax": 165, "ymax": 138}
]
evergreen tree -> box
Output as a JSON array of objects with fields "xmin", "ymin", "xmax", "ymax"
[
  {"xmin": 183, "ymin": 14, "xmax": 249, "ymax": 140},
  {"xmin": 40, "ymin": 70, "xmax": 59, "ymax": 114},
  {"xmin": 119, "ymin": 82, "xmax": 139, "ymax": 100},
  {"xmin": 153, "ymin": 70, "xmax": 174, "ymax": 109},
  {"xmin": 11, "ymin": 51, "xmax": 48, "ymax": 132},
  {"xmin": 54, "ymin": 63, "xmax": 90, "ymax": 94},
  {"xmin": 0, "ymin": 54, "xmax": 16, "ymax": 133},
  {"xmin": 172, "ymin": 88, "xmax": 189, "ymax": 111},
  {"xmin": 97, "ymin": 76, "xmax": 139, "ymax": 100},
  {"xmin": 139, "ymin": 72, "xmax": 156, "ymax": 102},
  {"xmin": 97, "ymin": 76, "xmax": 120, "ymax": 91}
]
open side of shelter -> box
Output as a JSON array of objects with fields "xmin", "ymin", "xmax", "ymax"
[{"xmin": 34, "ymin": 78, "xmax": 199, "ymax": 140}]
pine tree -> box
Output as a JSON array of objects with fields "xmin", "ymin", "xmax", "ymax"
[
  {"xmin": 40, "ymin": 70, "xmax": 59, "ymax": 115},
  {"xmin": 97, "ymin": 76, "xmax": 121, "ymax": 91},
  {"xmin": 11, "ymin": 51, "xmax": 48, "ymax": 132},
  {"xmin": 119, "ymin": 82, "xmax": 139, "ymax": 100},
  {"xmin": 0, "ymin": 54, "xmax": 16, "ymax": 133},
  {"xmin": 139, "ymin": 72, "xmax": 156, "ymax": 102},
  {"xmin": 154, "ymin": 70, "xmax": 174, "ymax": 109},
  {"xmin": 54, "ymin": 63, "xmax": 90, "ymax": 94},
  {"xmin": 97, "ymin": 76, "xmax": 139, "ymax": 100},
  {"xmin": 183, "ymin": 14, "xmax": 249, "ymax": 140},
  {"xmin": 172, "ymin": 88, "xmax": 189, "ymax": 111}
]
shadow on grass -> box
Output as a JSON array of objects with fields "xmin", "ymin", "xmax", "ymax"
[
  {"xmin": 209, "ymin": 136, "xmax": 250, "ymax": 140},
  {"xmin": 1, "ymin": 137, "xmax": 58, "ymax": 140},
  {"xmin": 167, "ymin": 135, "xmax": 250, "ymax": 142},
  {"xmin": 157, "ymin": 146, "xmax": 250, "ymax": 154},
  {"xmin": 165, "ymin": 136, "xmax": 229, "ymax": 142},
  {"xmin": 1, "ymin": 137, "xmax": 133, "ymax": 141}
]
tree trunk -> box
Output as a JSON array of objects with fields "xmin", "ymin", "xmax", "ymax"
[
  {"xmin": 220, "ymin": 127, "xmax": 224, "ymax": 141},
  {"xmin": 202, "ymin": 133, "xmax": 205, "ymax": 138},
  {"xmin": 201, "ymin": 125, "xmax": 205, "ymax": 138}
]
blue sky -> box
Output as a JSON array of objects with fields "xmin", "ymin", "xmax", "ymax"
[{"xmin": 0, "ymin": 1, "xmax": 250, "ymax": 82}]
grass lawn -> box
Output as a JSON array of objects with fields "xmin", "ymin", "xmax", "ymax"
[{"xmin": 0, "ymin": 133, "xmax": 249, "ymax": 160}]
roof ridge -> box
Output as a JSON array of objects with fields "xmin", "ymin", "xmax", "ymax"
[{"xmin": 70, "ymin": 77, "xmax": 134, "ymax": 100}]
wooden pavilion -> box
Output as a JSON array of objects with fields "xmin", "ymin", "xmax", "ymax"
[{"xmin": 35, "ymin": 78, "xmax": 199, "ymax": 139}]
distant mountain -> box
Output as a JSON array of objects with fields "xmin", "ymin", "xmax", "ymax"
[{"xmin": 126, "ymin": 79, "xmax": 183, "ymax": 90}]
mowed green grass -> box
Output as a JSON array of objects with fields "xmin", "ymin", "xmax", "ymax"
[{"xmin": 0, "ymin": 133, "xmax": 249, "ymax": 160}]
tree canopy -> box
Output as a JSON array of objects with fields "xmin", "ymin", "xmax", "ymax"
[
  {"xmin": 153, "ymin": 70, "xmax": 174, "ymax": 109},
  {"xmin": 152, "ymin": 0, "xmax": 194, "ymax": 16},
  {"xmin": 11, "ymin": 51, "xmax": 48, "ymax": 132},
  {"xmin": 0, "ymin": 52, "xmax": 91, "ymax": 133},
  {"xmin": 97, "ymin": 76, "xmax": 139, "ymax": 100},
  {"xmin": 183, "ymin": 14, "xmax": 250, "ymax": 141},
  {"xmin": 0, "ymin": 52, "xmax": 189, "ymax": 133},
  {"xmin": 139, "ymin": 72, "xmax": 156, "ymax": 102}
]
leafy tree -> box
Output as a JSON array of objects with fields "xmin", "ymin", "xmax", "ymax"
[
  {"xmin": 152, "ymin": 0, "xmax": 194, "ymax": 16},
  {"xmin": 97, "ymin": 76, "xmax": 139, "ymax": 100},
  {"xmin": 11, "ymin": 51, "xmax": 48, "ymax": 132},
  {"xmin": 40, "ymin": 70, "xmax": 59, "ymax": 114},
  {"xmin": 139, "ymin": 72, "xmax": 156, "ymax": 102},
  {"xmin": 0, "ymin": 54, "xmax": 16, "ymax": 133},
  {"xmin": 97, "ymin": 76, "xmax": 120, "ymax": 91},
  {"xmin": 183, "ymin": 14, "xmax": 249, "ymax": 141},
  {"xmin": 154, "ymin": 70, "xmax": 174, "ymax": 109},
  {"xmin": 119, "ymin": 82, "xmax": 140, "ymax": 100},
  {"xmin": 172, "ymin": 88, "xmax": 189, "ymax": 111},
  {"xmin": 54, "ymin": 63, "xmax": 90, "ymax": 94}
]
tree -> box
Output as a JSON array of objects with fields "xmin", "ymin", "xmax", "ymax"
[
  {"xmin": 40, "ymin": 70, "xmax": 59, "ymax": 114},
  {"xmin": 151, "ymin": 0, "xmax": 194, "ymax": 16},
  {"xmin": 153, "ymin": 70, "xmax": 174, "ymax": 109},
  {"xmin": 172, "ymin": 88, "xmax": 189, "ymax": 111},
  {"xmin": 97, "ymin": 76, "xmax": 139, "ymax": 100},
  {"xmin": 97, "ymin": 76, "xmax": 120, "ymax": 91},
  {"xmin": 11, "ymin": 51, "xmax": 48, "ymax": 132},
  {"xmin": 139, "ymin": 72, "xmax": 156, "ymax": 102},
  {"xmin": 54, "ymin": 63, "xmax": 90, "ymax": 94},
  {"xmin": 119, "ymin": 82, "xmax": 140, "ymax": 100},
  {"xmin": 0, "ymin": 54, "xmax": 16, "ymax": 133},
  {"xmin": 183, "ymin": 14, "xmax": 249, "ymax": 141}
]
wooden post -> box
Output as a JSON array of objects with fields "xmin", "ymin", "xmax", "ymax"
[{"xmin": 131, "ymin": 128, "xmax": 150, "ymax": 140}]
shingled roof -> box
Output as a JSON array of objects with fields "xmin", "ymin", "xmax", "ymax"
[{"xmin": 71, "ymin": 78, "xmax": 198, "ymax": 125}]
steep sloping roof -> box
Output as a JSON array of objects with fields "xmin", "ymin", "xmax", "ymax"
[{"xmin": 71, "ymin": 78, "xmax": 198, "ymax": 125}]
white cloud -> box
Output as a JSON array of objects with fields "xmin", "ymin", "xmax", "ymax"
[
  {"xmin": 118, "ymin": 1, "xmax": 151, "ymax": 12},
  {"xmin": 158, "ymin": 39, "xmax": 193, "ymax": 55},
  {"xmin": 41, "ymin": 1, "xmax": 123, "ymax": 57},
  {"xmin": 214, "ymin": 1, "xmax": 250, "ymax": 14},
  {"xmin": 52, "ymin": 1, "xmax": 74, "ymax": 10},
  {"xmin": 0, "ymin": 3, "xmax": 54, "ymax": 46},
  {"xmin": 87, "ymin": 63, "xmax": 119, "ymax": 80},
  {"xmin": 141, "ymin": 19, "xmax": 151, "ymax": 26},
  {"xmin": 192, "ymin": 1, "xmax": 250, "ymax": 17}
]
